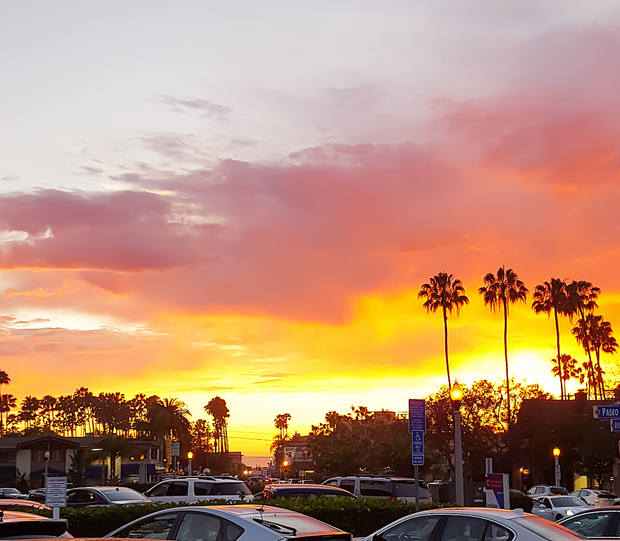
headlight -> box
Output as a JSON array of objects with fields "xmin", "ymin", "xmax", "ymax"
[{"xmin": 565, "ymin": 510, "xmax": 574, "ymax": 516}]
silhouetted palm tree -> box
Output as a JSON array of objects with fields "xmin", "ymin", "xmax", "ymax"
[
  {"xmin": 0, "ymin": 394, "xmax": 17, "ymax": 435},
  {"xmin": 39, "ymin": 395, "xmax": 57, "ymax": 431},
  {"xmin": 149, "ymin": 397, "xmax": 191, "ymax": 441},
  {"xmin": 551, "ymin": 354, "xmax": 584, "ymax": 396},
  {"xmin": 574, "ymin": 315, "xmax": 618, "ymax": 399},
  {"xmin": 532, "ymin": 278, "xmax": 571, "ymax": 398},
  {"xmin": 204, "ymin": 397, "xmax": 230, "ymax": 454},
  {"xmin": 419, "ymin": 273, "xmax": 469, "ymax": 389},
  {"xmin": 275, "ymin": 413, "xmax": 291, "ymax": 440},
  {"xmin": 19, "ymin": 396, "xmax": 40, "ymax": 429},
  {"xmin": 566, "ymin": 281, "xmax": 600, "ymax": 395},
  {"xmin": 0, "ymin": 371, "xmax": 10, "ymax": 436},
  {"xmin": 479, "ymin": 266, "xmax": 528, "ymax": 429}
]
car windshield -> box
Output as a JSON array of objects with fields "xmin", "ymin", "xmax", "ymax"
[
  {"xmin": 211, "ymin": 482, "xmax": 251, "ymax": 496},
  {"xmin": 101, "ymin": 488, "xmax": 147, "ymax": 501},
  {"xmin": 550, "ymin": 487, "xmax": 569, "ymax": 495},
  {"xmin": 512, "ymin": 515, "xmax": 584, "ymax": 541},
  {"xmin": 253, "ymin": 513, "xmax": 342, "ymax": 535},
  {"xmin": 393, "ymin": 481, "xmax": 429, "ymax": 497},
  {"xmin": 551, "ymin": 496, "xmax": 588, "ymax": 507}
]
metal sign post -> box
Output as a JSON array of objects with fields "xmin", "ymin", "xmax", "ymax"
[
  {"xmin": 45, "ymin": 476, "xmax": 67, "ymax": 519},
  {"xmin": 409, "ymin": 399, "xmax": 426, "ymax": 512}
]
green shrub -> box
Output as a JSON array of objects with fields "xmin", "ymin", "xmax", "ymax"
[
  {"xmin": 269, "ymin": 497, "xmax": 435, "ymax": 537},
  {"xmin": 24, "ymin": 498, "xmax": 442, "ymax": 538}
]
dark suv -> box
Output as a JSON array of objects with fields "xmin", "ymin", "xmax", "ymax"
[{"xmin": 259, "ymin": 483, "xmax": 357, "ymax": 500}]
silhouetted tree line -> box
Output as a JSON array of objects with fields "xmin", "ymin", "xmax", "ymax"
[
  {"xmin": 306, "ymin": 380, "xmax": 550, "ymax": 480},
  {"xmin": 0, "ymin": 381, "xmax": 229, "ymax": 462}
]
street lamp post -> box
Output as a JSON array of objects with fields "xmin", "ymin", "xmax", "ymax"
[
  {"xmin": 44, "ymin": 449, "xmax": 50, "ymax": 488},
  {"xmin": 187, "ymin": 452, "xmax": 193, "ymax": 476},
  {"xmin": 450, "ymin": 381, "xmax": 464, "ymax": 506},
  {"xmin": 553, "ymin": 447, "xmax": 561, "ymax": 486}
]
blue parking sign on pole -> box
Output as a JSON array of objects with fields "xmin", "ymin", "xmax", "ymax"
[
  {"xmin": 409, "ymin": 399, "xmax": 426, "ymax": 434},
  {"xmin": 412, "ymin": 430, "xmax": 424, "ymax": 465}
]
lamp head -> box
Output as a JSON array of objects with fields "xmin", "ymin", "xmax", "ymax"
[
  {"xmin": 187, "ymin": 451, "xmax": 193, "ymax": 460},
  {"xmin": 450, "ymin": 381, "xmax": 463, "ymax": 410},
  {"xmin": 553, "ymin": 447, "xmax": 561, "ymax": 458}
]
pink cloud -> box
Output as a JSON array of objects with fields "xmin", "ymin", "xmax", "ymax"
[{"xmin": 0, "ymin": 190, "xmax": 205, "ymax": 271}]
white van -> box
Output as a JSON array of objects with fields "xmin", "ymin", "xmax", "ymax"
[
  {"xmin": 143, "ymin": 476, "xmax": 253, "ymax": 504},
  {"xmin": 321, "ymin": 476, "xmax": 432, "ymax": 504}
]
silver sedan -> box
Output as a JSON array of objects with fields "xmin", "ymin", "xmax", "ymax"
[
  {"xmin": 105, "ymin": 504, "xmax": 351, "ymax": 541},
  {"xmin": 532, "ymin": 496, "xmax": 591, "ymax": 521},
  {"xmin": 355, "ymin": 507, "xmax": 584, "ymax": 541}
]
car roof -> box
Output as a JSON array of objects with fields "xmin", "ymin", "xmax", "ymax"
[
  {"xmin": 157, "ymin": 503, "xmax": 339, "ymax": 521},
  {"xmin": 0, "ymin": 498, "xmax": 51, "ymax": 510},
  {"xmin": 105, "ymin": 504, "xmax": 347, "ymax": 538},
  {"xmin": 270, "ymin": 484, "xmax": 346, "ymax": 489},
  {"xmin": 415, "ymin": 508, "xmax": 527, "ymax": 519},
  {"xmin": 0, "ymin": 511, "xmax": 68, "ymax": 537},
  {"xmin": 157, "ymin": 477, "xmax": 244, "ymax": 483}
]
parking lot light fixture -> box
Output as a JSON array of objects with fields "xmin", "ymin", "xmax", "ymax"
[
  {"xmin": 44, "ymin": 449, "xmax": 50, "ymax": 488},
  {"xmin": 450, "ymin": 381, "xmax": 464, "ymax": 506},
  {"xmin": 553, "ymin": 447, "xmax": 561, "ymax": 486}
]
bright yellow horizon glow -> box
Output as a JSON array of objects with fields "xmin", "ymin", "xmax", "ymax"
[{"xmin": 5, "ymin": 282, "xmax": 619, "ymax": 461}]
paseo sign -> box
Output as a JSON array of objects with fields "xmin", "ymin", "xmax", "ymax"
[{"xmin": 593, "ymin": 405, "xmax": 620, "ymax": 419}]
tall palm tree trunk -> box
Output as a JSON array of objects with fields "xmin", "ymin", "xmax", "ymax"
[
  {"xmin": 503, "ymin": 297, "xmax": 511, "ymax": 429},
  {"xmin": 443, "ymin": 304, "xmax": 452, "ymax": 390},
  {"xmin": 579, "ymin": 308, "xmax": 597, "ymax": 399},
  {"xmin": 595, "ymin": 348, "xmax": 605, "ymax": 398},
  {"xmin": 553, "ymin": 308, "xmax": 564, "ymax": 399}
]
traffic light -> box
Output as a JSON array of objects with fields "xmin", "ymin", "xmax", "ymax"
[{"xmin": 282, "ymin": 460, "xmax": 289, "ymax": 475}]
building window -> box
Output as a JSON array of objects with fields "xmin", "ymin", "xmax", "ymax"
[
  {"xmin": 32, "ymin": 449, "xmax": 65, "ymax": 462},
  {"xmin": 0, "ymin": 451, "xmax": 16, "ymax": 463}
]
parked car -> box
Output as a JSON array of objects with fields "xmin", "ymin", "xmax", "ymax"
[
  {"xmin": 259, "ymin": 483, "xmax": 357, "ymax": 500},
  {"xmin": 570, "ymin": 489, "xmax": 616, "ymax": 507},
  {"xmin": 27, "ymin": 487, "xmax": 47, "ymax": 502},
  {"xmin": 322, "ymin": 475, "xmax": 432, "ymax": 504},
  {"xmin": 143, "ymin": 476, "xmax": 253, "ymax": 504},
  {"xmin": 0, "ymin": 498, "xmax": 51, "ymax": 511},
  {"xmin": 532, "ymin": 495, "xmax": 590, "ymax": 521},
  {"xmin": 104, "ymin": 504, "xmax": 352, "ymax": 541},
  {"xmin": 355, "ymin": 507, "xmax": 584, "ymax": 541},
  {"xmin": 0, "ymin": 509, "xmax": 69, "ymax": 538},
  {"xmin": 527, "ymin": 485, "xmax": 570, "ymax": 497},
  {"xmin": 559, "ymin": 506, "xmax": 620, "ymax": 537},
  {"xmin": 0, "ymin": 488, "xmax": 28, "ymax": 499},
  {"xmin": 66, "ymin": 486, "xmax": 152, "ymax": 508}
]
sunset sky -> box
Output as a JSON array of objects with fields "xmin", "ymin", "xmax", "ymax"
[{"xmin": 2, "ymin": 1, "xmax": 620, "ymax": 463}]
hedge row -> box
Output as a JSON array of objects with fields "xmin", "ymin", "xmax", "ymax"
[{"xmin": 24, "ymin": 498, "xmax": 440, "ymax": 538}]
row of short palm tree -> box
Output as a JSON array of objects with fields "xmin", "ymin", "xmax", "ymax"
[
  {"xmin": 0, "ymin": 379, "xmax": 231, "ymax": 455},
  {"xmin": 419, "ymin": 270, "xmax": 617, "ymax": 422}
]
